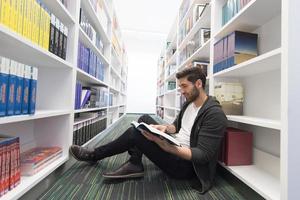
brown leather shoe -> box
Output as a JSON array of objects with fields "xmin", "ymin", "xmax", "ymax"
[
  {"xmin": 69, "ymin": 145, "xmax": 97, "ymax": 164},
  {"xmin": 103, "ymin": 161, "xmax": 144, "ymax": 178}
]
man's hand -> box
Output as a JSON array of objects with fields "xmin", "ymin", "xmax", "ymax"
[
  {"xmin": 141, "ymin": 130, "xmax": 172, "ymax": 152},
  {"xmin": 150, "ymin": 124, "xmax": 167, "ymax": 133}
]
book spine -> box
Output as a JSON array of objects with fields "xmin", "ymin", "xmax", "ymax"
[
  {"xmin": 22, "ymin": 65, "xmax": 31, "ymax": 114},
  {"xmin": 49, "ymin": 14, "xmax": 56, "ymax": 53},
  {"xmin": 57, "ymin": 22, "xmax": 64, "ymax": 58},
  {"xmin": 14, "ymin": 63, "xmax": 24, "ymax": 115},
  {"xmin": 0, "ymin": 57, "xmax": 9, "ymax": 117},
  {"xmin": 0, "ymin": 143, "xmax": 3, "ymax": 196},
  {"xmin": 53, "ymin": 16, "xmax": 60, "ymax": 56},
  {"xmin": 28, "ymin": 67, "xmax": 37, "ymax": 114},
  {"xmin": 62, "ymin": 26, "xmax": 68, "ymax": 60},
  {"xmin": 6, "ymin": 60, "xmax": 17, "ymax": 116}
]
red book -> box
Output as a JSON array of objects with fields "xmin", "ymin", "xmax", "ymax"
[{"xmin": 224, "ymin": 127, "xmax": 253, "ymax": 166}]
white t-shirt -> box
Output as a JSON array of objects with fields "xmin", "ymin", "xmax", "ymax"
[{"xmin": 174, "ymin": 103, "xmax": 201, "ymax": 147}]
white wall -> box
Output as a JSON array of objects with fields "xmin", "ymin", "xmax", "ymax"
[
  {"xmin": 123, "ymin": 30, "xmax": 166, "ymax": 114},
  {"xmin": 113, "ymin": 0, "xmax": 181, "ymax": 114}
]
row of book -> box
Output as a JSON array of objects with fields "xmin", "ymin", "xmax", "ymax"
[
  {"xmin": 222, "ymin": 0, "xmax": 251, "ymax": 26},
  {"xmin": 49, "ymin": 13, "xmax": 68, "ymax": 60},
  {"xmin": 0, "ymin": 135, "xmax": 20, "ymax": 197},
  {"xmin": 213, "ymin": 31, "xmax": 258, "ymax": 74},
  {"xmin": 78, "ymin": 42, "xmax": 106, "ymax": 82},
  {"xmin": 179, "ymin": 3, "xmax": 209, "ymax": 44},
  {"xmin": 166, "ymin": 81, "xmax": 176, "ymax": 91},
  {"xmin": 20, "ymin": 146, "xmax": 62, "ymax": 176},
  {"xmin": 79, "ymin": 8, "xmax": 105, "ymax": 55},
  {"xmin": 0, "ymin": 0, "xmax": 68, "ymax": 60},
  {"xmin": 75, "ymin": 82, "xmax": 109, "ymax": 110},
  {"xmin": 179, "ymin": 28, "xmax": 210, "ymax": 65},
  {"xmin": 219, "ymin": 127, "xmax": 253, "ymax": 166},
  {"xmin": 73, "ymin": 114, "xmax": 107, "ymax": 146},
  {"xmin": 89, "ymin": 0, "xmax": 109, "ymax": 34},
  {"xmin": 214, "ymin": 82, "xmax": 243, "ymax": 115},
  {"xmin": 0, "ymin": 56, "xmax": 37, "ymax": 117}
]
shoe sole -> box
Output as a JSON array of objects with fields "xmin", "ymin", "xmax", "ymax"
[
  {"xmin": 69, "ymin": 147, "xmax": 97, "ymax": 164},
  {"xmin": 102, "ymin": 172, "xmax": 144, "ymax": 179}
]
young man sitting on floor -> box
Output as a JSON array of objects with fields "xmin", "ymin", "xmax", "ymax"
[{"xmin": 69, "ymin": 66, "xmax": 227, "ymax": 193}]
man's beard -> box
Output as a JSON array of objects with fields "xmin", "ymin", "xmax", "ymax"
[{"xmin": 185, "ymin": 86, "xmax": 200, "ymax": 103}]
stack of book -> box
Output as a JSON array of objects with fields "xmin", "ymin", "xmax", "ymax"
[
  {"xmin": 0, "ymin": 135, "xmax": 20, "ymax": 197},
  {"xmin": 0, "ymin": 56, "xmax": 38, "ymax": 117},
  {"xmin": 75, "ymin": 83, "xmax": 108, "ymax": 110},
  {"xmin": 20, "ymin": 146, "xmax": 62, "ymax": 176},
  {"xmin": 213, "ymin": 31, "xmax": 258, "ymax": 74},
  {"xmin": 77, "ymin": 42, "xmax": 105, "ymax": 81},
  {"xmin": 73, "ymin": 112, "xmax": 107, "ymax": 146},
  {"xmin": 219, "ymin": 127, "xmax": 253, "ymax": 166},
  {"xmin": 222, "ymin": 0, "xmax": 252, "ymax": 26},
  {"xmin": 79, "ymin": 8, "xmax": 104, "ymax": 54}
]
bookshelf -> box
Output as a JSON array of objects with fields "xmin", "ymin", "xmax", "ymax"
[
  {"xmin": 156, "ymin": 0, "xmax": 299, "ymax": 199},
  {"xmin": 0, "ymin": 0, "xmax": 127, "ymax": 199}
]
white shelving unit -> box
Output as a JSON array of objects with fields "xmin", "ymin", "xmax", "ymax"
[
  {"xmin": 0, "ymin": 0, "xmax": 127, "ymax": 199},
  {"xmin": 156, "ymin": 0, "xmax": 300, "ymax": 199}
]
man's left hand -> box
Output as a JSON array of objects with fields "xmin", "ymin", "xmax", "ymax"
[{"xmin": 141, "ymin": 130, "xmax": 173, "ymax": 153}]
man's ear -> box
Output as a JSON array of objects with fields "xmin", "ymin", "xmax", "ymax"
[{"xmin": 196, "ymin": 79, "xmax": 202, "ymax": 89}]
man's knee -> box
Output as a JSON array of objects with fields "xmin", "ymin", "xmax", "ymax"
[{"xmin": 138, "ymin": 114, "xmax": 152, "ymax": 123}]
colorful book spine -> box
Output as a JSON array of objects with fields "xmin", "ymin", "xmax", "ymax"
[
  {"xmin": 14, "ymin": 63, "xmax": 24, "ymax": 115},
  {"xmin": 22, "ymin": 65, "xmax": 31, "ymax": 114},
  {"xmin": 6, "ymin": 60, "xmax": 17, "ymax": 116},
  {"xmin": 62, "ymin": 25, "xmax": 68, "ymax": 59},
  {"xmin": 0, "ymin": 57, "xmax": 9, "ymax": 117},
  {"xmin": 28, "ymin": 67, "xmax": 37, "ymax": 114}
]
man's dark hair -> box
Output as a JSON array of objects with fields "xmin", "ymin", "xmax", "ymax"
[{"xmin": 176, "ymin": 66, "xmax": 206, "ymax": 89}]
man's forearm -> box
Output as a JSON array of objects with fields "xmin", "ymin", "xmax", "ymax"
[{"xmin": 165, "ymin": 124, "xmax": 176, "ymax": 134}]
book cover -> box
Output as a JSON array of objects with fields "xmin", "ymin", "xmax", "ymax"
[
  {"xmin": 49, "ymin": 14, "xmax": 55, "ymax": 53},
  {"xmin": 131, "ymin": 121, "xmax": 181, "ymax": 146},
  {"xmin": 80, "ymin": 89, "xmax": 91, "ymax": 108},
  {"xmin": 22, "ymin": 65, "xmax": 31, "ymax": 114},
  {"xmin": 58, "ymin": 22, "xmax": 64, "ymax": 58},
  {"xmin": 28, "ymin": 67, "xmax": 37, "ymax": 114},
  {"xmin": 62, "ymin": 25, "xmax": 68, "ymax": 60},
  {"xmin": 224, "ymin": 127, "xmax": 253, "ymax": 166},
  {"xmin": 0, "ymin": 57, "xmax": 9, "ymax": 117},
  {"xmin": 14, "ymin": 63, "xmax": 24, "ymax": 115},
  {"xmin": 6, "ymin": 60, "xmax": 17, "ymax": 116}
]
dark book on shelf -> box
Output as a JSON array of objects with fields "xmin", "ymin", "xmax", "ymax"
[{"xmin": 131, "ymin": 121, "xmax": 181, "ymax": 146}]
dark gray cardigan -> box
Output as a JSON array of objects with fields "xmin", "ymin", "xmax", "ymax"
[{"xmin": 172, "ymin": 96, "xmax": 227, "ymax": 193}]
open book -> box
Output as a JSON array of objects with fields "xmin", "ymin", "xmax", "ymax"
[{"xmin": 131, "ymin": 121, "xmax": 181, "ymax": 147}]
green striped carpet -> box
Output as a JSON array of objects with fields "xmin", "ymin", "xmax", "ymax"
[{"xmin": 39, "ymin": 114, "xmax": 249, "ymax": 200}]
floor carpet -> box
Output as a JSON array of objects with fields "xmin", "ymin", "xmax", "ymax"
[{"xmin": 38, "ymin": 114, "xmax": 250, "ymax": 200}]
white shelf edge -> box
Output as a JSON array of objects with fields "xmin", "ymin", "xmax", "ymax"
[
  {"xmin": 79, "ymin": 27, "xmax": 109, "ymax": 66},
  {"xmin": 76, "ymin": 68, "xmax": 108, "ymax": 86},
  {"xmin": 43, "ymin": 0, "xmax": 76, "ymax": 26},
  {"xmin": 74, "ymin": 116, "xmax": 107, "ymax": 125},
  {"xmin": 81, "ymin": 0, "xmax": 111, "ymax": 45},
  {"xmin": 227, "ymin": 115, "xmax": 281, "ymax": 130},
  {"xmin": 2, "ymin": 155, "xmax": 68, "ymax": 200},
  {"xmin": 75, "ymin": 107, "xmax": 108, "ymax": 114},
  {"xmin": 219, "ymin": 161, "xmax": 280, "ymax": 200},
  {"xmin": 178, "ymin": 38, "xmax": 211, "ymax": 71},
  {"xmin": 0, "ymin": 110, "xmax": 72, "ymax": 125},
  {"xmin": 165, "ymin": 51, "xmax": 177, "ymax": 67},
  {"xmin": 0, "ymin": 25, "xmax": 73, "ymax": 70},
  {"xmin": 164, "ymin": 89, "xmax": 177, "ymax": 95},
  {"xmin": 178, "ymin": 4, "xmax": 211, "ymax": 51},
  {"xmin": 213, "ymin": 48, "xmax": 281, "ymax": 78}
]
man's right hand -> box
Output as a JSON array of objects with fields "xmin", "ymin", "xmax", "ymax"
[{"xmin": 150, "ymin": 124, "xmax": 168, "ymax": 133}]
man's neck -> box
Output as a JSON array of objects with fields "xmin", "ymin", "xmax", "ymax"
[{"xmin": 193, "ymin": 91, "xmax": 208, "ymax": 108}]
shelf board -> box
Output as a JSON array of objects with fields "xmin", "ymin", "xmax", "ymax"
[
  {"xmin": 102, "ymin": 0, "xmax": 112, "ymax": 22},
  {"xmin": 164, "ymin": 106, "xmax": 180, "ymax": 111},
  {"xmin": 214, "ymin": 0, "xmax": 281, "ymax": 40},
  {"xmin": 165, "ymin": 71, "xmax": 177, "ymax": 82},
  {"xmin": 178, "ymin": 4, "xmax": 211, "ymax": 51},
  {"xmin": 81, "ymin": 0, "xmax": 111, "ymax": 45},
  {"xmin": 79, "ymin": 28, "xmax": 109, "ymax": 66},
  {"xmin": 76, "ymin": 68, "xmax": 108, "ymax": 86},
  {"xmin": 110, "ymin": 65, "xmax": 122, "ymax": 80},
  {"xmin": 179, "ymin": 0, "xmax": 210, "ymax": 29},
  {"xmin": 219, "ymin": 162, "xmax": 279, "ymax": 200},
  {"xmin": 0, "ymin": 110, "xmax": 71, "ymax": 125},
  {"xmin": 2, "ymin": 155, "xmax": 68, "ymax": 200},
  {"xmin": 165, "ymin": 51, "xmax": 177, "ymax": 67},
  {"xmin": 74, "ymin": 116, "xmax": 107, "ymax": 125},
  {"xmin": 227, "ymin": 115, "xmax": 281, "ymax": 130},
  {"xmin": 43, "ymin": 0, "xmax": 75, "ymax": 26},
  {"xmin": 109, "ymin": 86, "xmax": 121, "ymax": 93},
  {"xmin": 178, "ymin": 38, "xmax": 211, "ymax": 71},
  {"xmin": 0, "ymin": 25, "xmax": 73, "ymax": 70},
  {"xmin": 75, "ymin": 107, "xmax": 108, "ymax": 114},
  {"xmin": 213, "ymin": 48, "xmax": 281, "ymax": 78}
]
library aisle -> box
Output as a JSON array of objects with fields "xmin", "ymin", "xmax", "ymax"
[{"xmin": 0, "ymin": 0, "xmax": 299, "ymax": 200}]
